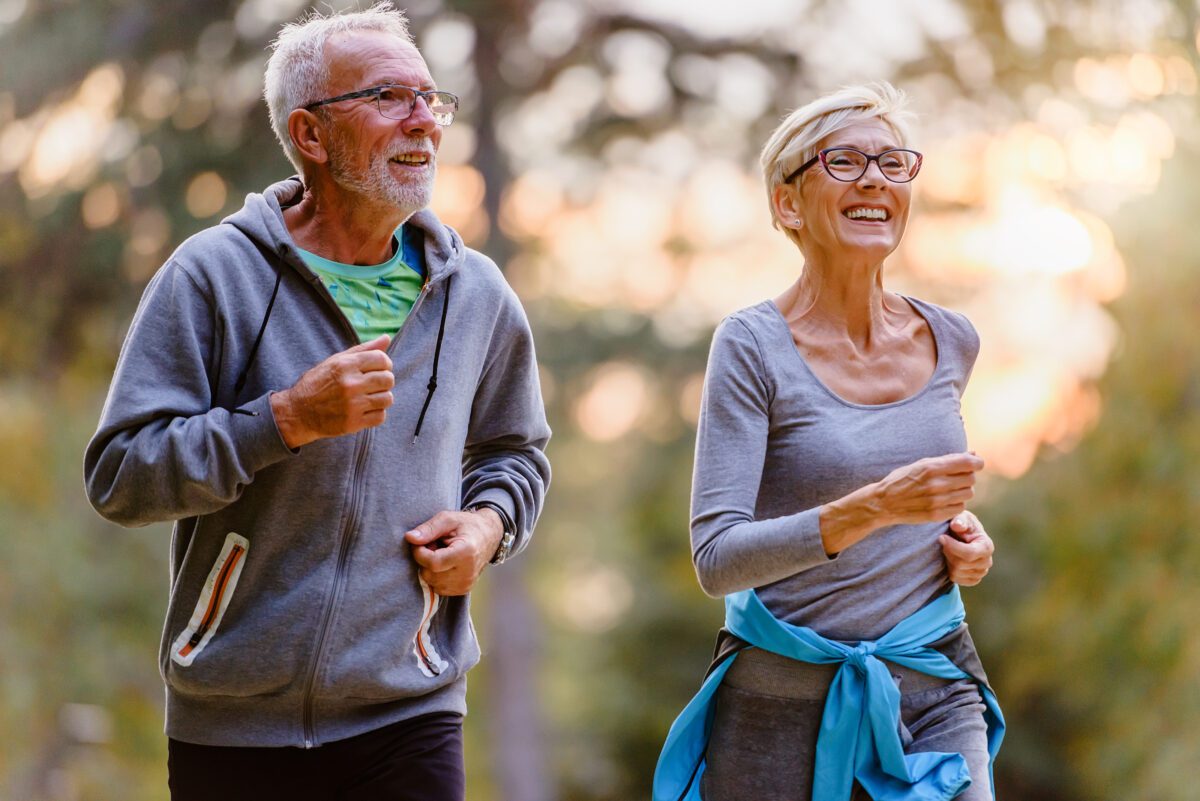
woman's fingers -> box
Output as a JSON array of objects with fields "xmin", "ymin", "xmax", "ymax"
[
  {"xmin": 880, "ymin": 453, "xmax": 984, "ymax": 525},
  {"xmin": 949, "ymin": 510, "xmax": 980, "ymax": 534},
  {"xmin": 941, "ymin": 532, "xmax": 994, "ymax": 587}
]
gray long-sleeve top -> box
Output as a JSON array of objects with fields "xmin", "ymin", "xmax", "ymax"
[{"xmin": 690, "ymin": 297, "xmax": 980, "ymax": 641}]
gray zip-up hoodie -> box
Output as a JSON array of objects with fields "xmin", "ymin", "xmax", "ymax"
[{"xmin": 84, "ymin": 178, "xmax": 551, "ymax": 748}]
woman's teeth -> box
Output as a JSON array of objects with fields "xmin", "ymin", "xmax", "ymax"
[{"xmin": 843, "ymin": 207, "xmax": 888, "ymax": 221}]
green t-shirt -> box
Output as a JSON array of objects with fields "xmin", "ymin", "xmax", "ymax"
[{"xmin": 296, "ymin": 228, "xmax": 424, "ymax": 343}]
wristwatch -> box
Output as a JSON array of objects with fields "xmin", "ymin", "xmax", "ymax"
[{"xmin": 466, "ymin": 501, "xmax": 516, "ymax": 565}]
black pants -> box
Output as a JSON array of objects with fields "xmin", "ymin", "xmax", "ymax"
[{"xmin": 168, "ymin": 711, "xmax": 465, "ymax": 801}]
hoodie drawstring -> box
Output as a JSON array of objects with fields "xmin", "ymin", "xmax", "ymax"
[
  {"xmin": 413, "ymin": 274, "xmax": 452, "ymax": 440},
  {"xmin": 234, "ymin": 270, "xmax": 283, "ymax": 395},
  {"xmin": 231, "ymin": 231, "xmax": 453, "ymax": 439}
]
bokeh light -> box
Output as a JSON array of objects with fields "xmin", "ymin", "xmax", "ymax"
[
  {"xmin": 185, "ymin": 172, "xmax": 228, "ymax": 219},
  {"xmin": 574, "ymin": 362, "xmax": 649, "ymax": 442},
  {"xmin": 81, "ymin": 182, "xmax": 122, "ymax": 230},
  {"xmin": 551, "ymin": 562, "xmax": 635, "ymax": 633}
]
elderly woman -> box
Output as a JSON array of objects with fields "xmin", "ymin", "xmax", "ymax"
[{"xmin": 654, "ymin": 83, "xmax": 1004, "ymax": 801}]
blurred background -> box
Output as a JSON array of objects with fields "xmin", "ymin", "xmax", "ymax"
[{"xmin": 1, "ymin": 0, "xmax": 1198, "ymax": 798}]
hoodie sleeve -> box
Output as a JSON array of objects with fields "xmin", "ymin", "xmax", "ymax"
[
  {"xmin": 84, "ymin": 261, "xmax": 295, "ymax": 527},
  {"xmin": 459, "ymin": 289, "xmax": 552, "ymax": 560}
]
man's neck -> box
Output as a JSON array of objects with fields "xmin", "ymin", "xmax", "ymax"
[{"xmin": 283, "ymin": 182, "xmax": 412, "ymax": 266}]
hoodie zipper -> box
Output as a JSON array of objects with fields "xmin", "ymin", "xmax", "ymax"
[
  {"xmin": 298, "ymin": 278, "xmax": 434, "ymax": 749},
  {"xmin": 300, "ymin": 426, "xmax": 371, "ymax": 748}
]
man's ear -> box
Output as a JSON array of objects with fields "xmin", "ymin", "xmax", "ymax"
[
  {"xmin": 288, "ymin": 108, "xmax": 329, "ymax": 166},
  {"xmin": 772, "ymin": 183, "xmax": 804, "ymax": 232}
]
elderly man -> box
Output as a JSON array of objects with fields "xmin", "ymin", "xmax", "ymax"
[{"xmin": 83, "ymin": 5, "xmax": 550, "ymax": 800}]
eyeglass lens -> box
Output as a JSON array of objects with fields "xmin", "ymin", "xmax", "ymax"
[
  {"xmin": 377, "ymin": 87, "xmax": 458, "ymax": 125},
  {"xmin": 824, "ymin": 149, "xmax": 920, "ymax": 182}
]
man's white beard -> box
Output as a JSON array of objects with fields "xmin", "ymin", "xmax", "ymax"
[{"xmin": 329, "ymin": 134, "xmax": 435, "ymax": 219}]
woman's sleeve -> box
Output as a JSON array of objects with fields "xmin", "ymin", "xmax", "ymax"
[{"xmin": 689, "ymin": 316, "xmax": 833, "ymax": 597}]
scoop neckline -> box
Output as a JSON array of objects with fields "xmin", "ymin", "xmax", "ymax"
[{"xmin": 764, "ymin": 295, "xmax": 943, "ymax": 411}]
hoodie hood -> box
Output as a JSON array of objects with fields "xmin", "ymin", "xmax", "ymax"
[{"xmin": 222, "ymin": 177, "xmax": 466, "ymax": 286}]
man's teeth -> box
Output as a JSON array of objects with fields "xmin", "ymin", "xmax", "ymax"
[
  {"xmin": 390, "ymin": 154, "xmax": 429, "ymax": 164},
  {"xmin": 844, "ymin": 207, "xmax": 888, "ymax": 221}
]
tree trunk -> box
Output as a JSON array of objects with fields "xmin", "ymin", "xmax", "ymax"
[{"xmin": 468, "ymin": 3, "xmax": 553, "ymax": 800}]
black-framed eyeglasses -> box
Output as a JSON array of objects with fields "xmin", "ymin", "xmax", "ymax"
[
  {"xmin": 303, "ymin": 84, "xmax": 460, "ymax": 126},
  {"xmin": 784, "ymin": 147, "xmax": 923, "ymax": 184}
]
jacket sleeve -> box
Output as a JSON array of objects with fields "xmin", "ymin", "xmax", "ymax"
[
  {"xmin": 459, "ymin": 290, "xmax": 552, "ymax": 560},
  {"xmin": 689, "ymin": 317, "xmax": 832, "ymax": 597},
  {"xmin": 83, "ymin": 261, "xmax": 295, "ymax": 527}
]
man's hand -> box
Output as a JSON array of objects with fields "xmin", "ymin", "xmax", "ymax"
[
  {"xmin": 939, "ymin": 510, "xmax": 995, "ymax": 587},
  {"xmin": 405, "ymin": 509, "xmax": 504, "ymax": 596},
  {"xmin": 270, "ymin": 334, "xmax": 394, "ymax": 449}
]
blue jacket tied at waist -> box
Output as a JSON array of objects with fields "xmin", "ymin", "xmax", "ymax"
[{"xmin": 653, "ymin": 586, "xmax": 1004, "ymax": 801}]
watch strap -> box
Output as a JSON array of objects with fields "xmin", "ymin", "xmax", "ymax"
[{"xmin": 466, "ymin": 501, "xmax": 516, "ymax": 565}]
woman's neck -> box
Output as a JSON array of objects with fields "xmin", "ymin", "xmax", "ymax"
[{"xmin": 776, "ymin": 254, "xmax": 892, "ymax": 349}]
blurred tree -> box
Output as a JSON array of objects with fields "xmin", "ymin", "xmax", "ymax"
[{"xmin": 0, "ymin": 0, "xmax": 287, "ymax": 383}]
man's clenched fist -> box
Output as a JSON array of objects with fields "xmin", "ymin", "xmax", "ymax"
[{"xmin": 271, "ymin": 334, "xmax": 395, "ymax": 449}]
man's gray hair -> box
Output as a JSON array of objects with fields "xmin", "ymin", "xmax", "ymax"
[{"xmin": 264, "ymin": 2, "xmax": 415, "ymax": 173}]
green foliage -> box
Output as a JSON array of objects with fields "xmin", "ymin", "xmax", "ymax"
[
  {"xmin": 0, "ymin": 387, "xmax": 169, "ymax": 799},
  {"xmin": 968, "ymin": 146, "xmax": 1200, "ymax": 801}
]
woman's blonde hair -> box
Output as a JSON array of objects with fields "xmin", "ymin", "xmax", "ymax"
[{"xmin": 759, "ymin": 82, "xmax": 915, "ymax": 246}]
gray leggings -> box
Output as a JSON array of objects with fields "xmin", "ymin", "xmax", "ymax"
[{"xmin": 701, "ymin": 648, "xmax": 992, "ymax": 801}]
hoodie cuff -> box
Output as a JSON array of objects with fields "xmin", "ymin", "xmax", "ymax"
[
  {"xmin": 464, "ymin": 487, "xmax": 517, "ymax": 522},
  {"xmin": 463, "ymin": 487, "xmax": 520, "ymax": 541},
  {"xmin": 231, "ymin": 392, "xmax": 299, "ymax": 472}
]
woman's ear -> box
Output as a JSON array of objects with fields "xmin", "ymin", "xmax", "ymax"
[
  {"xmin": 288, "ymin": 108, "xmax": 329, "ymax": 166},
  {"xmin": 772, "ymin": 183, "xmax": 803, "ymax": 232}
]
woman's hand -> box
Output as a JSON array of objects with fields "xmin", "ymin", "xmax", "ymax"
[
  {"xmin": 874, "ymin": 453, "xmax": 984, "ymax": 526},
  {"xmin": 819, "ymin": 452, "xmax": 984, "ymax": 556},
  {"xmin": 939, "ymin": 511, "xmax": 995, "ymax": 586}
]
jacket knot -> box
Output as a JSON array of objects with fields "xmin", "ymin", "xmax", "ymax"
[{"xmin": 848, "ymin": 642, "xmax": 877, "ymax": 674}]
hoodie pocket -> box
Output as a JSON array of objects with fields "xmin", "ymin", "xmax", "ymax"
[
  {"xmin": 171, "ymin": 532, "xmax": 249, "ymax": 667},
  {"xmin": 413, "ymin": 576, "xmax": 450, "ymax": 677}
]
